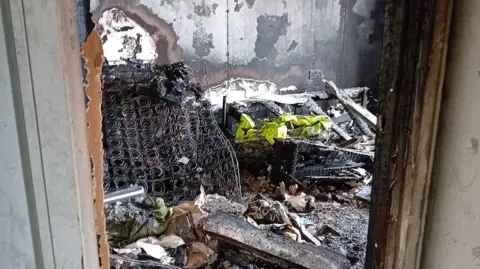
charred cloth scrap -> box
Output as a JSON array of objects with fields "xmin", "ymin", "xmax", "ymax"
[{"xmin": 101, "ymin": 61, "xmax": 241, "ymax": 204}]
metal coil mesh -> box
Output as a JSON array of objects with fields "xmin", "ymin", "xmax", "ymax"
[{"xmin": 101, "ymin": 61, "xmax": 241, "ymax": 204}]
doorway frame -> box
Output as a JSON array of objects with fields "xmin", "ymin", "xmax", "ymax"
[
  {"xmin": 365, "ymin": 0, "xmax": 453, "ymax": 268},
  {"xmin": 0, "ymin": 0, "xmax": 454, "ymax": 268}
]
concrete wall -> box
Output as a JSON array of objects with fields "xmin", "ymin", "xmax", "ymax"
[
  {"xmin": 90, "ymin": 0, "xmax": 385, "ymax": 92},
  {"xmin": 422, "ymin": 0, "xmax": 480, "ymax": 268}
]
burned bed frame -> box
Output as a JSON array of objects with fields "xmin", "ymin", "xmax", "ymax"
[{"xmin": 0, "ymin": 0, "xmax": 453, "ymax": 267}]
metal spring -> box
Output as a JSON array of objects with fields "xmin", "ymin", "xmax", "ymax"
[
  {"xmin": 149, "ymin": 167, "xmax": 163, "ymax": 179},
  {"xmin": 154, "ymin": 104, "xmax": 165, "ymax": 114},
  {"xmin": 114, "ymin": 177, "xmax": 129, "ymax": 189},
  {"xmin": 224, "ymin": 172, "xmax": 236, "ymax": 187},
  {"xmin": 125, "ymin": 129, "xmax": 139, "ymax": 139},
  {"xmin": 169, "ymin": 144, "xmax": 181, "ymax": 155},
  {"xmin": 122, "ymin": 108, "xmax": 136, "ymax": 118},
  {"xmin": 104, "ymin": 110, "xmax": 117, "ymax": 120},
  {"xmin": 104, "ymin": 117, "xmax": 121, "ymax": 128},
  {"xmin": 128, "ymin": 148, "xmax": 142, "ymax": 159},
  {"xmin": 120, "ymin": 99, "xmax": 134, "ymax": 108},
  {"xmin": 132, "ymin": 168, "xmax": 147, "ymax": 179},
  {"xmin": 107, "ymin": 137, "xmax": 123, "ymax": 148},
  {"xmin": 171, "ymin": 165, "xmax": 183, "ymax": 175},
  {"xmin": 126, "ymin": 139, "xmax": 141, "ymax": 149},
  {"xmin": 142, "ymin": 140, "xmax": 155, "ymax": 150},
  {"xmin": 203, "ymin": 155, "xmax": 215, "ymax": 166},
  {"xmin": 119, "ymin": 89, "xmax": 134, "ymax": 99},
  {"xmin": 172, "ymin": 192, "xmax": 186, "ymax": 203},
  {"xmin": 220, "ymin": 149, "xmax": 231, "ymax": 160},
  {"xmin": 134, "ymin": 179, "xmax": 149, "ymax": 193},
  {"xmin": 140, "ymin": 129, "xmax": 154, "ymax": 140},
  {"xmin": 202, "ymin": 143, "xmax": 216, "ymax": 154},
  {"xmin": 151, "ymin": 180, "xmax": 165, "ymax": 195},
  {"xmin": 172, "ymin": 177, "xmax": 186, "ymax": 189},
  {"xmin": 110, "ymin": 158, "xmax": 127, "ymax": 168},
  {"xmin": 102, "ymin": 100, "xmax": 117, "ymax": 111},
  {"xmin": 146, "ymin": 157, "xmax": 159, "ymax": 167},
  {"xmin": 113, "ymin": 167, "xmax": 129, "ymax": 177},
  {"xmin": 144, "ymin": 149, "xmax": 159, "ymax": 159},
  {"xmin": 136, "ymin": 96, "xmax": 151, "ymax": 107},
  {"xmin": 105, "ymin": 128, "xmax": 122, "ymax": 138},
  {"xmin": 138, "ymin": 107, "xmax": 154, "ymax": 118},
  {"xmin": 189, "ymin": 188, "xmax": 201, "ymax": 199},
  {"xmin": 102, "ymin": 90, "xmax": 117, "ymax": 100},
  {"xmin": 222, "ymin": 162, "xmax": 234, "ymax": 172},
  {"xmin": 140, "ymin": 118, "xmax": 154, "ymax": 129},
  {"xmin": 131, "ymin": 159, "xmax": 146, "ymax": 169},
  {"xmin": 123, "ymin": 117, "xmax": 138, "ymax": 129},
  {"xmin": 108, "ymin": 148, "xmax": 125, "ymax": 159},
  {"xmin": 103, "ymin": 180, "xmax": 111, "ymax": 190}
]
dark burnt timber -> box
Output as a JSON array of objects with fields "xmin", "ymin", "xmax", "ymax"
[
  {"xmin": 365, "ymin": 0, "xmax": 453, "ymax": 269},
  {"xmin": 204, "ymin": 213, "xmax": 351, "ymax": 269}
]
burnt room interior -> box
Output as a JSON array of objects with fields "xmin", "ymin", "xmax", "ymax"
[{"xmin": 85, "ymin": 0, "xmax": 386, "ymax": 268}]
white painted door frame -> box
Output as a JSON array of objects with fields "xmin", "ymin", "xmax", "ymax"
[{"xmin": 0, "ymin": 0, "xmax": 99, "ymax": 268}]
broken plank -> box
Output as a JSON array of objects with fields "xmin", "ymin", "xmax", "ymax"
[
  {"xmin": 304, "ymin": 98, "xmax": 352, "ymax": 141},
  {"xmin": 204, "ymin": 213, "xmax": 350, "ymax": 269},
  {"xmin": 324, "ymin": 80, "xmax": 377, "ymax": 127}
]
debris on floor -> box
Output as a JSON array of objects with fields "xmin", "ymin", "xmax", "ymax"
[
  {"xmin": 107, "ymin": 190, "xmax": 353, "ymax": 269},
  {"xmin": 101, "ymin": 62, "xmax": 375, "ymax": 268}
]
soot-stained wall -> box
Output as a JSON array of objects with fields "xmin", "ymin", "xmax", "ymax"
[{"xmin": 90, "ymin": 0, "xmax": 385, "ymax": 94}]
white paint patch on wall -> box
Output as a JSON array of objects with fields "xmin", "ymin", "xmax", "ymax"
[{"xmin": 98, "ymin": 8, "xmax": 157, "ymax": 62}]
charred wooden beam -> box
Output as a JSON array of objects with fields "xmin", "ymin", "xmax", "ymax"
[
  {"xmin": 257, "ymin": 100, "xmax": 287, "ymax": 116},
  {"xmin": 324, "ymin": 80, "xmax": 377, "ymax": 128},
  {"xmin": 304, "ymin": 98, "xmax": 352, "ymax": 141},
  {"xmin": 204, "ymin": 213, "xmax": 350, "ymax": 269},
  {"xmin": 349, "ymin": 110, "xmax": 376, "ymax": 138}
]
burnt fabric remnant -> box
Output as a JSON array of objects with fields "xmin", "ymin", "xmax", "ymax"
[{"xmin": 101, "ymin": 61, "xmax": 241, "ymax": 204}]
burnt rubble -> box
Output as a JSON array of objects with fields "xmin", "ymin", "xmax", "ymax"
[
  {"xmin": 102, "ymin": 62, "xmax": 375, "ymax": 269},
  {"xmin": 204, "ymin": 213, "xmax": 350, "ymax": 269},
  {"xmin": 226, "ymin": 77, "xmax": 375, "ymax": 188}
]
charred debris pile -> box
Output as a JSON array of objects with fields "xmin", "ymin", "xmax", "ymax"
[{"xmin": 101, "ymin": 62, "xmax": 375, "ymax": 269}]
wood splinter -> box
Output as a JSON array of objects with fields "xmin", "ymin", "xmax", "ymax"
[{"xmin": 324, "ymin": 80, "xmax": 377, "ymax": 128}]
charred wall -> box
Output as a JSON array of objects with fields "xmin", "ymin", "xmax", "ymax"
[{"xmin": 90, "ymin": 0, "xmax": 385, "ymax": 95}]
